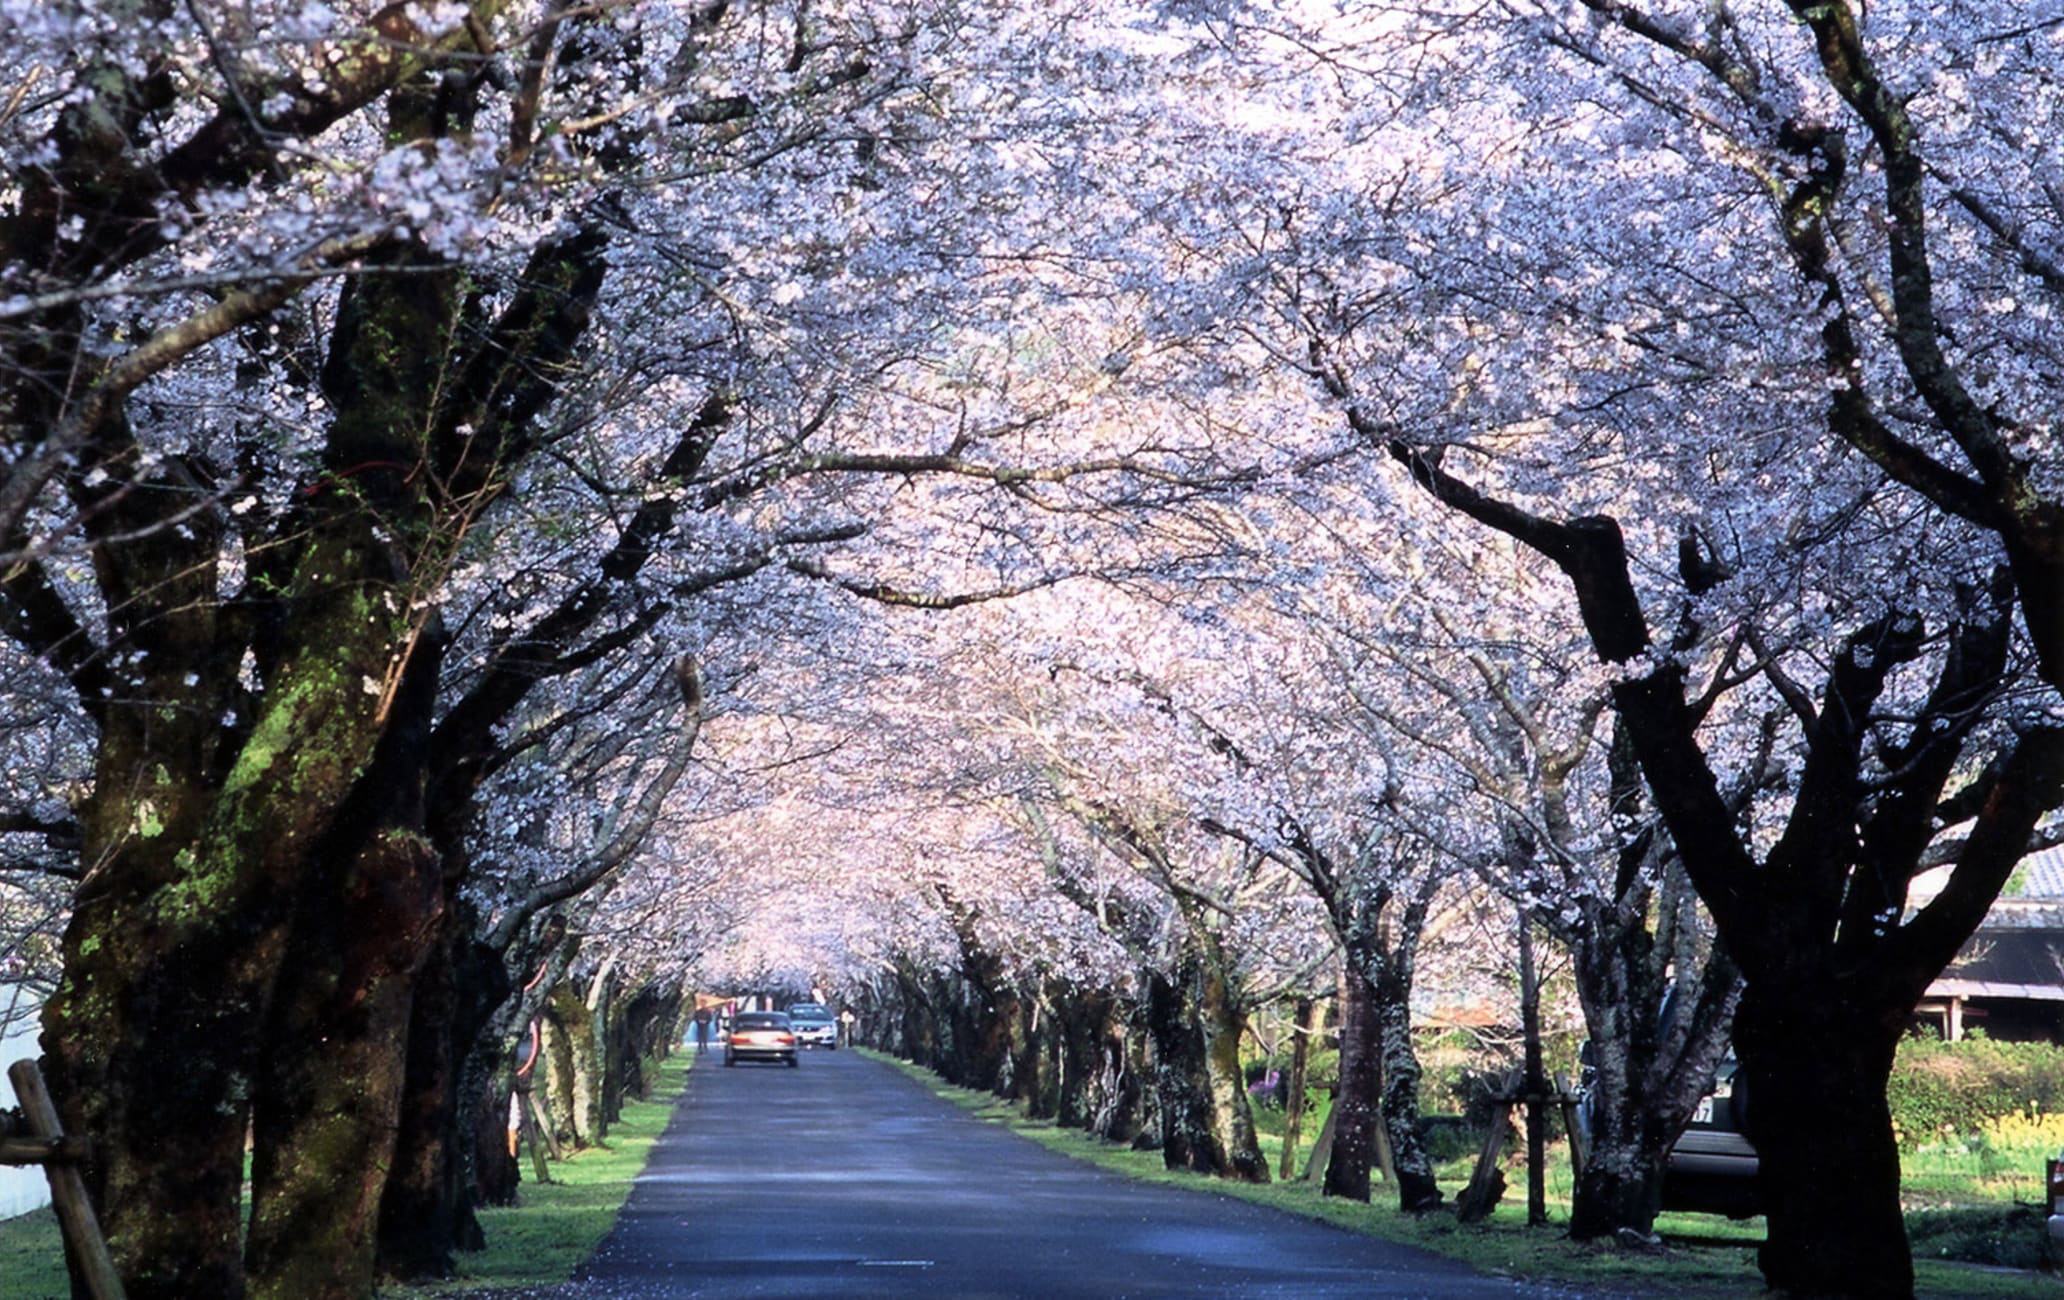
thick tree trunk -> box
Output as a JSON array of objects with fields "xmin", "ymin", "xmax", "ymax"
[
  {"xmin": 1370, "ymin": 965, "xmax": 1442, "ymax": 1212},
  {"xmin": 1566, "ymin": 967, "xmax": 1671, "ymax": 1242},
  {"xmin": 539, "ymin": 1011, "xmax": 577, "ymax": 1147},
  {"xmin": 1198, "ymin": 959, "xmax": 1268, "ymax": 1184},
  {"xmin": 1055, "ymin": 987, "xmax": 1110, "ymax": 1130},
  {"xmin": 377, "ymin": 917, "xmax": 511, "ymax": 1278},
  {"xmin": 1112, "ymin": 1016, "xmax": 1153, "ymax": 1148},
  {"xmin": 596, "ymin": 979, "xmax": 625, "ymax": 1128},
  {"xmin": 245, "ymin": 621, "xmax": 446, "ymax": 1300},
  {"xmin": 42, "ymin": 514, "xmax": 413, "ymax": 1299},
  {"xmin": 471, "ymin": 1072, "xmax": 520, "ymax": 1210},
  {"xmin": 1324, "ymin": 964, "xmax": 1382, "ymax": 1201},
  {"xmin": 245, "ymin": 828, "xmax": 442, "ymax": 1300},
  {"xmin": 1144, "ymin": 968, "xmax": 1213, "ymax": 1171},
  {"xmin": 1735, "ymin": 986, "xmax": 1910, "ymax": 1299},
  {"xmin": 1143, "ymin": 946, "xmax": 1267, "ymax": 1183},
  {"xmin": 1011, "ymin": 995, "xmax": 1059, "ymax": 1119},
  {"xmin": 895, "ymin": 965, "xmax": 940, "ymax": 1070},
  {"xmin": 615, "ymin": 985, "xmax": 677, "ymax": 1106},
  {"xmin": 552, "ymin": 983, "xmax": 604, "ymax": 1147},
  {"xmin": 43, "ymin": 896, "xmax": 283, "ymax": 1300},
  {"xmin": 1566, "ymin": 945, "xmax": 1737, "ymax": 1240}
]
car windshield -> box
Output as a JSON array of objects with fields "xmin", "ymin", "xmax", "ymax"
[
  {"xmin": 788, "ymin": 1005, "xmax": 830, "ymax": 1020},
  {"xmin": 734, "ymin": 1013, "xmax": 790, "ymax": 1030}
]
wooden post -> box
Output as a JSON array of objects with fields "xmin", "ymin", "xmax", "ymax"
[
  {"xmin": 524, "ymin": 1086, "xmax": 565, "ymax": 1161},
  {"xmin": 1454, "ymin": 1098, "xmax": 1512, "ymax": 1224},
  {"xmin": 516, "ymin": 1085, "xmax": 555, "ymax": 1186},
  {"xmin": 1555, "ymin": 1071, "xmax": 1587, "ymax": 1180},
  {"xmin": 1302, "ymin": 1086, "xmax": 1340, "ymax": 1182},
  {"xmin": 1371, "ymin": 1050, "xmax": 1397, "ymax": 1188},
  {"xmin": 6, "ymin": 1059, "xmax": 126, "ymax": 1300}
]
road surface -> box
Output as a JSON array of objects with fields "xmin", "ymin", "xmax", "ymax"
[{"xmin": 506, "ymin": 1046, "xmax": 1593, "ymax": 1298}]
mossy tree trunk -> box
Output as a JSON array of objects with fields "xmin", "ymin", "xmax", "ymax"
[
  {"xmin": 22, "ymin": 58, "xmax": 614, "ymax": 1298},
  {"xmin": 42, "ymin": 439, "xmax": 432, "ymax": 1299},
  {"xmin": 1142, "ymin": 936, "xmax": 1268, "ymax": 1183},
  {"xmin": 540, "ymin": 991, "xmax": 588, "ymax": 1147},
  {"xmin": 377, "ymin": 908, "xmax": 510, "ymax": 1276}
]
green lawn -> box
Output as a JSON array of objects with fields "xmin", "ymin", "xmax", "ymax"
[
  {"xmin": 382, "ymin": 1052, "xmax": 692, "ymax": 1296},
  {"xmin": 0, "ymin": 1052, "xmax": 692, "ymax": 1300},
  {"xmin": 0, "ymin": 1206, "xmax": 63, "ymax": 1300},
  {"xmin": 865, "ymin": 1051, "xmax": 2061, "ymax": 1300}
]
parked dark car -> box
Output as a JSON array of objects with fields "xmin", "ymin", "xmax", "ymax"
[
  {"xmin": 1661, "ymin": 1057, "xmax": 1760, "ymax": 1218},
  {"xmin": 1575, "ymin": 993, "xmax": 1761, "ymax": 1220},
  {"xmin": 786, "ymin": 1002, "xmax": 837, "ymax": 1049},
  {"xmin": 724, "ymin": 1011, "xmax": 798, "ymax": 1068}
]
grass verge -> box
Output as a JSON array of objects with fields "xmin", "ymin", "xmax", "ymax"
[
  {"xmin": 0, "ymin": 1052, "xmax": 691, "ymax": 1300},
  {"xmin": 383, "ymin": 1051, "xmax": 692, "ymax": 1296},
  {"xmin": 862, "ymin": 1050, "xmax": 2058, "ymax": 1299},
  {"xmin": 0, "ymin": 1207, "xmax": 63, "ymax": 1300}
]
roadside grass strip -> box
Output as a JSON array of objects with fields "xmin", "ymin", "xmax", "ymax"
[
  {"xmin": 861, "ymin": 1050, "xmax": 2059, "ymax": 1300},
  {"xmin": 0, "ymin": 1052, "xmax": 691, "ymax": 1300},
  {"xmin": 0, "ymin": 1206, "xmax": 63, "ymax": 1300},
  {"xmin": 382, "ymin": 1052, "xmax": 692, "ymax": 1296}
]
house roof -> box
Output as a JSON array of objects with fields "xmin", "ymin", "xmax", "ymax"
[
  {"xmin": 1920, "ymin": 845, "xmax": 2064, "ymax": 1002},
  {"xmin": 2009, "ymin": 843, "xmax": 2064, "ymax": 901},
  {"xmin": 1935, "ymin": 925, "xmax": 2064, "ymax": 993}
]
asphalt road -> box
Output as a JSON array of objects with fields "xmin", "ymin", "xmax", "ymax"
[{"xmin": 517, "ymin": 1046, "xmax": 1591, "ymax": 1299}]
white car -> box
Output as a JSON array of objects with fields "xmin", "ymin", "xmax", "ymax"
[{"xmin": 786, "ymin": 1002, "xmax": 839, "ymax": 1049}]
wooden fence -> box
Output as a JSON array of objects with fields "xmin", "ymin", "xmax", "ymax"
[{"xmin": 1, "ymin": 1059, "xmax": 125, "ymax": 1299}]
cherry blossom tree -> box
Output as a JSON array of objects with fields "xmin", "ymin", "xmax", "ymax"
[{"xmin": 1196, "ymin": 2, "xmax": 2064, "ymax": 1290}]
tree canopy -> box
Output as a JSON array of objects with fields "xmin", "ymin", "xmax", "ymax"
[{"xmin": 2, "ymin": 2, "xmax": 2059, "ymax": 1297}]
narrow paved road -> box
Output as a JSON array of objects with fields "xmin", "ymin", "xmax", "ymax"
[{"xmin": 524, "ymin": 1047, "xmax": 1587, "ymax": 1298}]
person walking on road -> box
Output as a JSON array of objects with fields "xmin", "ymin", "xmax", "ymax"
[{"xmin": 693, "ymin": 1005, "xmax": 713, "ymax": 1053}]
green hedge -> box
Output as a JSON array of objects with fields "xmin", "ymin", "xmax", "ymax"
[{"xmin": 1887, "ymin": 1034, "xmax": 2064, "ymax": 1148}]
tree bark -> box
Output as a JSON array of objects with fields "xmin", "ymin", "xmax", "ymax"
[
  {"xmin": 1324, "ymin": 963, "xmax": 1381, "ymax": 1200},
  {"xmin": 42, "ymin": 500, "xmax": 419, "ymax": 1299},
  {"xmin": 1369, "ymin": 958, "xmax": 1442, "ymax": 1212},
  {"xmin": 245, "ymin": 829, "xmax": 442, "ymax": 1300},
  {"xmin": 1141, "ymin": 938, "xmax": 1267, "ymax": 1183},
  {"xmin": 1278, "ymin": 997, "xmax": 1315, "ymax": 1182},
  {"xmin": 539, "ymin": 1010, "xmax": 578, "ymax": 1148},
  {"xmin": 1735, "ymin": 985, "xmax": 1908, "ymax": 1298}
]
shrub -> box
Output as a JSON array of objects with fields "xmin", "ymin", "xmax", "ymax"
[
  {"xmin": 1905, "ymin": 1204, "xmax": 2051, "ymax": 1271},
  {"xmin": 1887, "ymin": 1036, "xmax": 2064, "ymax": 1151}
]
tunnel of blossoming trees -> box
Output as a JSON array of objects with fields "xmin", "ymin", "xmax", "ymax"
[{"xmin": 0, "ymin": 1, "xmax": 2059, "ymax": 1297}]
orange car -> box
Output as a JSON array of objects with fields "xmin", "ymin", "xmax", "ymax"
[{"xmin": 723, "ymin": 1011, "xmax": 798, "ymax": 1068}]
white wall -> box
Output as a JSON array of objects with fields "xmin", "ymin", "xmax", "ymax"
[{"xmin": 0, "ymin": 987, "xmax": 53, "ymax": 1218}]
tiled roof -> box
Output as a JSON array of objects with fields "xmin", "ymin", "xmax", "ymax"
[
  {"xmin": 2011, "ymin": 843, "xmax": 2064, "ymax": 900},
  {"xmin": 1982, "ymin": 901, "xmax": 2064, "ymax": 931},
  {"xmin": 1938, "ymin": 926, "xmax": 2064, "ymax": 988}
]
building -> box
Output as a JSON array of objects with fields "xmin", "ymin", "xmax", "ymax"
[
  {"xmin": 1, "ymin": 987, "xmax": 51, "ymax": 1218},
  {"xmin": 1916, "ymin": 845, "xmax": 2064, "ymax": 1045}
]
